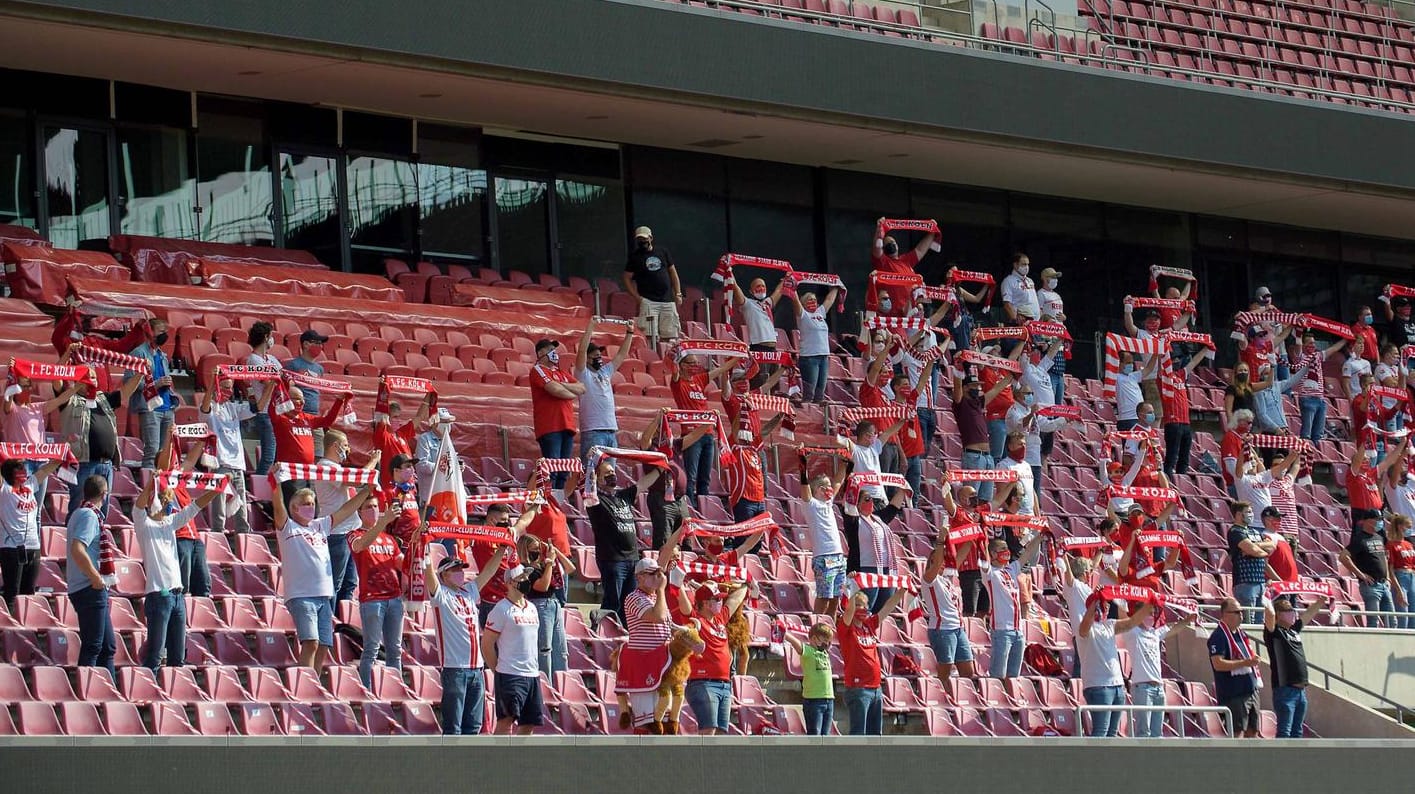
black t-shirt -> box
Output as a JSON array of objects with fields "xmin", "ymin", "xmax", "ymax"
[
  {"xmin": 588, "ymin": 485, "xmax": 641, "ymax": 563},
  {"xmin": 625, "ymin": 246, "xmax": 675, "ymax": 302},
  {"xmin": 1263, "ymin": 620, "xmax": 1307, "ymax": 688},
  {"xmin": 1224, "ymin": 384, "xmax": 1255, "ymax": 415},
  {"xmin": 1346, "ymin": 529, "xmax": 1389, "ymax": 581},
  {"xmin": 1382, "ymin": 317, "xmax": 1415, "ymax": 348},
  {"xmin": 88, "ymin": 391, "xmax": 121, "ymax": 464}
]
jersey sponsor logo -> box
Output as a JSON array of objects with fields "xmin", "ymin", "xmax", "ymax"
[{"xmin": 644, "ymin": 256, "xmax": 663, "ymax": 272}]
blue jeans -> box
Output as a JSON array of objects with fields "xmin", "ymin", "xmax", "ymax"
[
  {"xmin": 1163, "ymin": 422, "xmax": 1193, "ymax": 479},
  {"xmin": 1049, "ymin": 354, "xmax": 1065, "ymax": 405},
  {"xmin": 733, "ymin": 498, "xmax": 766, "ymax": 523},
  {"xmin": 987, "ymin": 418, "xmax": 1008, "ymax": 461},
  {"xmin": 799, "ymin": 355, "xmax": 828, "ymax": 403},
  {"xmin": 579, "ymin": 429, "xmax": 619, "ymax": 467},
  {"xmin": 142, "ymin": 590, "xmax": 187, "ymax": 669},
  {"xmin": 358, "ymin": 597, "xmax": 405, "ymax": 689},
  {"xmin": 685, "ymin": 679, "xmax": 732, "ymax": 731},
  {"xmin": 961, "ymin": 449, "xmax": 996, "ymax": 502},
  {"xmin": 71, "ymin": 585, "xmax": 116, "ymax": 680},
  {"xmin": 328, "ymin": 533, "xmax": 358, "ymax": 607},
  {"xmin": 1395, "ymin": 570, "xmax": 1415, "ymax": 630},
  {"xmin": 844, "ymin": 686, "xmax": 883, "ymax": 735},
  {"xmin": 917, "ymin": 408, "xmax": 936, "ymax": 457},
  {"xmin": 175, "ymin": 538, "xmax": 210, "ymax": 598},
  {"xmin": 803, "ymin": 697, "xmax": 834, "ymax": 735},
  {"xmin": 287, "ymin": 596, "xmax": 334, "ymax": 646},
  {"xmin": 681, "ymin": 434, "xmax": 715, "ymax": 506},
  {"xmin": 440, "ymin": 667, "xmax": 486, "ymax": 735},
  {"xmin": 1298, "ymin": 396, "xmax": 1326, "ymax": 444},
  {"xmin": 252, "ymin": 412, "xmax": 276, "ymax": 475},
  {"xmin": 989, "ymin": 628, "xmax": 1024, "ymax": 678},
  {"xmin": 857, "ymin": 565, "xmax": 894, "ymax": 614},
  {"xmin": 22, "ymin": 460, "xmax": 49, "ymax": 527},
  {"xmin": 1233, "ymin": 581, "xmax": 1265, "ymax": 623},
  {"xmin": 532, "ymin": 592, "xmax": 567, "ymax": 676},
  {"xmin": 1131, "ymin": 681, "xmax": 1165, "ymax": 738},
  {"xmin": 135, "ymin": 409, "xmax": 174, "ymax": 470},
  {"xmin": 1359, "ymin": 581, "xmax": 1395, "ymax": 628},
  {"xmin": 68, "ymin": 460, "xmax": 113, "ymax": 523},
  {"xmin": 537, "ymin": 430, "xmax": 575, "ymax": 488},
  {"xmin": 905, "ymin": 455, "xmax": 922, "ymax": 497},
  {"xmin": 599, "ymin": 559, "xmax": 637, "ymax": 628},
  {"xmin": 1273, "ymin": 685, "xmax": 1308, "ymax": 738},
  {"xmin": 1084, "ymin": 684, "xmax": 1126, "ymax": 737}
]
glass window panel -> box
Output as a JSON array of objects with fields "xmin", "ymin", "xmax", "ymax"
[
  {"xmin": 196, "ymin": 108, "xmax": 274, "ymax": 244},
  {"xmin": 0, "ymin": 113, "xmax": 35, "ymax": 229},
  {"xmin": 278, "ymin": 152, "xmax": 342, "ymax": 266},
  {"xmin": 418, "ymin": 163, "xmax": 486, "ymax": 262},
  {"xmin": 1009, "ymin": 195, "xmax": 1107, "ymax": 377},
  {"xmin": 346, "ymin": 155, "xmax": 416, "ymax": 254},
  {"xmin": 823, "ymin": 170, "xmax": 909, "ymax": 316},
  {"xmin": 42, "ymin": 125, "xmax": 110, "ymax": 248},
  {"xmin": 494, "ymin": 176, "xmax": 550, "ymax": 277},
  {"xmin": 556, "ymin": 177, "xmax": 625, "ymax": 281},
  {"xmin": 1250, "ymin": 257, "xmax": 1338, "ymax": 317},
  {"xmin": 117, "ymin": 126, "xmax": 194, "ymax": 240},
  {"xmin": 910, "ymin": 182, "xmax": 1008, "ymax": 284},
  {"xmin": 630, "ymin": 189, "xmax": 728, "ymax": 293}
]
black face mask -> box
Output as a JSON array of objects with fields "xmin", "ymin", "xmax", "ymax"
[
  {"xmin": 601, "ymin": 474, "xmax": 618, "ymax": 489},
  {"xmin": 636, "ymin": 240, "xmax": 650, "ymax": 251},
  {"xmin": 883, "ymin": 242, "xmax": 899, "ymax": 256},
  {"xmin": 494, "ymin": 520, "xmax": 512, "ymax": 528},
  {"xmin": 153, "ymin": 332, "xmax": 169, "ymax": 347},
  {"xmin": 589, "ymin": 358, "xmax": 604, "ymax": 371},
  {"xmin": 515, "ymin": 578, "xmax": 537, "ymax": 594}
]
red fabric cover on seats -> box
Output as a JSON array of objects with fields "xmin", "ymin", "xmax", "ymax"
[
  {"xmin": 108, "ymin": 234, "xmax": 325, "ymax": 284},
  {"xmin": 193, "ymin": 258, "xmax": 404, "ymax": 303},
  {"xmin": 3, "ymin": 243, "xmax": 129, "ymax": 305},
  {"xmin": 444, "ymin": 283, "xmax": 589, "ymax": 318}
]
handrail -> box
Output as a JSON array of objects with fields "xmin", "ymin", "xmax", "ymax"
[
  {"xmin": 1287, "ymin": 652, "xmax": 1413, "ymax": 727},
  {"xmin": 1075, "ymin": 703, "xmax": 1234, "ymax": 737}
]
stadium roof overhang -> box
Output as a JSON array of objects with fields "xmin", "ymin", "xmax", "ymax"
[{"xmin": 2, "ymin": 0, "xmax": 1414, "ymax": 240}]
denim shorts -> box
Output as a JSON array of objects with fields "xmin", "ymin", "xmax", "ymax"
[
  {"xmin": 286, "ymin": 596, "xmax": 333, "ymax": 646},
  {"xmin": 927, "ymin": 627, "xmax": 973, "ymax": 664},
  {"xmin": 813, "ymin": 554, "xmax": 848, "ymax": 598}
]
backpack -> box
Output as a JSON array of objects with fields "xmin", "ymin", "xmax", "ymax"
[
  {"xmin": 891, "ymin": 653, "xmax": 921, "ymax": 676},
  {"xmin": 1024, "ymin": 642, "xmax": 1066, "ymax": 678}
]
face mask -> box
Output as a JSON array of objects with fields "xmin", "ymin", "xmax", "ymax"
[
  {"xmin": 1121, "ymin": 364, "xmax": 1134, "ymax": 375},
  {"xmin": 1142, "ymin": 615, "xmax": 1156, "ymax": 630},
  {"xmin": 1022, "ymin": 393, "xmax": 1035, "ymax": 406},
  {"xmin": 883, "ymin": 242, "xmax": 898, "ymax": 256},
  {"xmin": 1043, "ymin": 278, "xmax": 1057, "ymax": 290},
  {"xmin": 153, "ymin": 332, "xmax": 169, "ymax": 347},
  {"xmin": 10, "ymin": 472, "xmax": 27, "ymax": 488},
  {"xmin": 803, "ymin": 301, "xmax": 818, "ymax": 312},
  {"xmin": 1373, "ymin": 519, "xmax": 1386, "ymax": 534},
  {"xmin": 1016, "ymin": 265, "xmax": 1029, "ymax": 277},
  {"xmin": 811, "ymin": 639, "xmax": 830, "ymax": 651},
  {"xmin": 858, "ymin": 500, "xmax": 874, "ymax": 517},
  {"xmin": 309, "ymin": 345, "xmax": 325, "ymax": 358},
  {"xmin": 636, "ymin": 240, "xmax": 650, "ymax": 251},
  {"xmin": 879, "ymin": 299, "xmax": 893, "ymax": 312},
  {"xmin": 336, "ymin": 446, "xmax": 349, "ymax": 462},
  {"xmin": 1241, "ymin": 511, "xmax": 1254, "ymax": 526},
  {"xmin": 589, "ymin": 357, "xmax": 603, "ymax": 371},
  {"xmin": 545, "ymin": 349, "xmax": 560, "ymax": 365},
  {"xmin": 394, "ymin": 468, "xmax": 415, "ymax": 485},
  {"xmin": 292, "ymin": 504, "xmax": 316, "ymax": 524},
  {"xmin": 1140, "ymin": 413, "xmax": 1155, "ymax": 425},
  {"xmin": 1008, "ymin": 446, "xmax": 1026, "ymax": 462},
  {"xmin": 1304, "ymin": 345, "xmax": 1316, "ymax": 355},
  {"xmin": 995, "ymin": 552, "xmax": 1012, "ymax": 565},
  {"xmin": 515, "ymin": 578, "xmax": 536, "ymax": 595},
  {"xmin": 1363, "ymin": 315, "xmax": 1374, "ymax": 325},
  {"xmin": 1029, "ymin": 351, "xmax": 1042, "ymax": 366},
  {"xmin": 1260, "ymin": 296, "xmax": 1272, "ymax": 304},
  {"xmin": 1276, "ymin": 611, "xmax": 1297, "ymax": 628},
  {"xmin": 1237, "ymin": 423, "xmax": 1252, "ymax": 434},
  {"xmin": 967, "ymin": 388, "xmax": 982, "ymax": 399},
  {"xmin": 752, "ymin": 289, "xmax": 767, "ymax": 300},
  {"xmin": 447, "ymin": 570, "xmax": 467, "ymax": 587},
  {"xmin": 963, "ymin": 496, "xmax": 979, "ymax": 508},
  {"xmin": 1236, "ymin": 372, "xmax": 1249, "ymax": 382},
  {"xmin": 601, "ymin": 473, "xmax": 617, "ymax": 489}
]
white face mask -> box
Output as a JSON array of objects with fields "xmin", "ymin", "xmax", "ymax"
[
  {"xmin": 752, "ymin": 289, "xmax": 767, "ymax": 300},
  {"xmin": 1016, "ymin": 265, "xmax": 1029, "ymax": 277},
  {"xmin": 545, "ymin": 349, "xmax": 560, "ymax": 365},
  {"xmin": 1044, "ymin": 278, "xmax": 1057, "ymax": 290}
]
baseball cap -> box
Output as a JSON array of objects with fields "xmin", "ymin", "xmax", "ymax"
[
  {"xmin": 502, "ymin": 565, "xmax": 527, "ymax": 584},
  {"xmin": 436, "ymin": 557, "xmax": 468, "ymax": 573},
  {"xmin": 633, "ymin": 226, "xmax": 653, "ymax": 240},
  {"xmin": 1039, "ymin": 267, "xmax": 1061, "ymax": 281},
  {"xmin": 634, "ymin": 558, "xmax": 661, "ymax": 575},
  {"xmin": 1353, "ymin": 508, "xmax": 1382, "ymax": 522},
  {"xmin": 299, "ymin": 329, "xmax": 329, "ymax": 344},
  {"xmin": 534, "ymin": 338, "xmax": 560, "ymax": 355},
  {"xmin": 1126, "ymin": 503, "xmax": 1145, "ymax": 514},
  {"xmin": 1260, "ymin": 506, "xmax": 1282, "ymax": 519},
  {"xmin": 695, "ymin": 587, "xmax": 724, "ymax": 606}
]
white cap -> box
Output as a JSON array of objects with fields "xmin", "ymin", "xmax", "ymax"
[{"xmin": 502, "ymin": 565, "xmax": 527, "ymax": 584}]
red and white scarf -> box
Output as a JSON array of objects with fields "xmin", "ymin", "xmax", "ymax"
[
  {"xmin": 6, "ymin": 358, "xmax": 91, "ymax": 398},
  {"xmin": 1087, "ymin": 584, "xmax": 1157, "ymax": 620},
  {"xmin": 583, "ymin": 447, "xmax": 669, "ymax": 506},
  {"xmin": 944, "ymin": 468, "xmax": 1019, "ymax": 483},
  {"xmin": 1162, "ymin": 330, "xmax": 1215, "ymax": 349},
  {"xmin": 1127, "ymin": 296, "xmax": 1196, "ymax": 314},
  {"xmin": 426, "ymin": 522, "xmax": 516, "ymax": 547},
  {"xmin": 783, "ymin": 271, "xmax": 847, "ymax": 314},
  {"xmin": 0, "ymin": 442, "xmax": 78, "ymax": 484},
  {"xmin": 1217, "ymin": 619, "xmax": 1262, "ymax": 689},
  {"xmin": 750, "ymin": 350, "xmax": 794, "ymax": 368},
  {"xmin": 955, "ymin": 349, "xmax": 1021, "ymax": 376},
  {"xmin": 863, "ymin": 314, "xmax": 928, "ymax": 333},
  {"xmin": 1057, "ymin": 535, "xmax": 1111, "ymax": 555},
  {"xmin": 837, "ymin": 404, "xmax": 912, "ymax": 433},
  {"xmin": 743, "ymin": 393, "xmax": 793, "ymax": 440},
  {"xmin": 1103, "ymin": 484, "xmax": 1180, "ymax": 506},
  {"xmin": 870, "ymin": 271, "xmax": 924, "ymax": 294},
  {"xmin": 1101, "ymin": 333, "xmax": 1168, "ymax": 401},
  {"xmin": 1231, "ymin": 309, "xmax": 1302, "ymax": 341},
  {"xmin": 972, "ymin": 326, "xmax": 1028, "ymax": 342},
  {"xmin": 671, "ymin": 339, "xmax": 750, "ymax": 362},
  {"xmin": 1267, "ymin": 579, "xmax": 1340, "ymax": 620},
  {"xmin": 712, "ymin": 254, "xmax": 792, "ymax": 321},
  {"xmin": 946, "ymin": 269, "xmax": 995, "ymax": 306},
  {"xmin": 272, "ymin": 462, "xmax": 380, "ymax": 486},
  {"xmin": 1025, "ymin": 320, "xmax": 1071, "ymax": 342},
  {"xmin": 374, "ymin": 374, "xmax": 437, "ymax": 423},
  {"xmin": 982, "ymin": 513, "xmax": 1051, "ymax": 534},
  {"xmin": 852, "ymin": 571, "xmax": 917, "ymax": 593},
  {"xmin": 842, "ymin": 472, "xmax": 911, "ymax": 505},
  {"xmin": 658, "ymin": 410, "xmax": 731, "ymax": 463},
  {"xmin": 947, "ymin": 523, "xmax": 987, "ymax": 547},
  {"xmin": 1298, "ymin": 313, "xmax": 1355, "ymax": 341},
  {"xmin": 172, "ymin": 423, "xmax": 219, "ymax": 469},
  {"xmin": 156, "ymin": 469, "xmax": 231, "ymax": 494},
  {"xmin": 685, "ymin": 511, "xmax": 778, "ymax": 542},
  {"xmin": 534, "ymin": 457, "xmax": 583, "ymax": 483},
  {"xmin": 70, "ymin": 344, "xmax": 165, "ymax": 410},
  {"xmin": 1383, "ymin": 284, "xmax": 1415, "ymax": 301},
  {"xmin": 678, "ymin": 558, "xmax": 751, "ymax": 583},
  {"xmin": 1148, "ymin": 265, "xmax": 1196, "ymax": 293},
  {"xmin": 879, "ymin": 217, "xmax": 941, "ymax": 239}
]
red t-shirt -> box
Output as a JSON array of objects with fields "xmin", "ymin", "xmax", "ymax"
[
  {"xmin": 530, "ymin": 364, "xmax": 577, "ymax": 438},
  {"xmin": 671, "ymin": 372, "xmax": 710, "ymax": 411},
  {"xmin": 270, "ymin": 409, "xmax": 317, "ymax": 465},
  {"xmin": 1161, "ymin": 377, "xmax": 1191, "ymax": 425},
  {"xmin": 724, "ymin": 445, "xmax": 765, "ymax": 506},
  {"xmin": 723, "ymin": 392, "xmax": 761, "ymax": 445},
  {"xmin": 1220, "ymin": 431, "xmax": 1246, "ymax": 487},
  {"xmin": 1266, "ymin": 536, "xmax": 1298, "ymax": 583},
  {"xmin": 1347, "ymin": 463, "xmax": 1383, "ymax": 511},
  {"xmin": 837, "ymin": 614, "xmax": 882, "ymax": 689},
  {"xmin": 383, "ymin": 484, "xmax": 421, "ymax": 546},
  {"xmin": 374, "ymin": 420, "xmax": 416, "ymax": 482},
  {"xmin": 865, "ymin": 251, "xmax": 921, "ymax": 313},
  {"xmin": 689, "ymin": 609, "xmax": 733, "ymax": 681},
  {"xmin": 527, "ymin": 491, "xmax": 571, "ymax": 557},
  {"xmin": 472, "ymin": 539, "xmax": 520, "ymax": 606},
  {"xmin": 981, "ymin": 368, "xmax": 1013, "ymax": 421},
  {"xmin": 349, "ymin": 528, "xmax": 404, "ymax": 601},
  {"xmin": 1353, "ymin": 323, "xmax": 1379, "ymax": 365},
  {"xmin": 1388, "ymin": 539, "xmax": 1415, "ymax": 571},
  {"xmin": 894, "ymin": 394, "xmax": 925, "ymax": 459},
  {"xmin": 1240, "ymin": 336, "xmax": 1274, "ymax": 375},
  {"xmin": 173, "ymin": 486, "xmax": 200, "ymax": 541},
  {"xmin": 858, "ymin": 381, "xmax": 888, "ymax": 409},
  {"xmin": 951, "ymin": 506, "xmax": 985, "ymax": 572}
]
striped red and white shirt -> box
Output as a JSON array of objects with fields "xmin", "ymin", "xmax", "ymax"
[
  {"xmin": 857, "ymin": 513, "xmax": 894, "ymax": 570},
  {"xmin": 430, "ymin": 582, "xmax": 482, "ymax": 669},
  {"xmin": 624, "ymin": 589, "xmax": 673, "ymax": 650},
  {"xmin": 922, "ymin": 575, "xmax": 962, "ymax": 631},
  {"xmin": 986, "ymin": 563, "xmax": 1023, "ymax": 632}
]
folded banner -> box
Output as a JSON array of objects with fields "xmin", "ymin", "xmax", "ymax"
[
  {"xmin": 1148, "ymin": 265, "xmax": 1196, "ymax": 293},
  {"xmin": 955, "ymin": 349, "xmax": 1022, "ymax": 376},
  {"xmin": 1231, "ymin": 309, "xmax": 1303, "ymax": 341},
  {"xmin": 947, "ymin": 523, "xmax": 986, "ymax": 547},
  {"xmin": 852, "ymin": 571, "xmax": 918, "ymax": 592},
  {"xmin": 272, "ymin": 462, "xmax": 380, "ymax": 486},
  {"xmin": 156, "ymin": 469, "xmax": 231, "ymax": 494},
  {"xmin": 583, "ymin": 446, "xmax": 669, "ymax": 506},
  {"xmin": 972, "ymin": 326, "xmax": 1028, "ymax": 341},
  {"xmin": 466, "ymin": 489, "xmax": 537, "ymax": 511},
  {"xmin": 1127, "ymin": 296, "xmax": 1196, "ymax": 314},
  {"xmin": 982, "ymin": 513, "xmax": 1051, "ymax": 533},
  {"xmin": 944, "ymin": 468, "xmax": 1020, "ymax": 483},
  {"xmin": 1057, "ymin": 535, "xmax": 1112, "ymax": 555},
  {"xmin": 1037, "ymin": 404, "xmax": 1082, "ymax": 420},
  {"xmin": 879, "ymin": 218, "xmax": 941, "ymax": 237},
  {"xmin": 946, "ymin": 269, "xmax": 996, "ymax": 306},
  {"xmin": 672, "ymin": 339, "xmax": 750, "ymax": 362},
  {"xmin": 685, "ymin": 511, "xmax": 778, "ymax": 540},
  {"xmin": 426, "ymin": 522, "xmax": 517, "ymax": 547},
  {"xmin": 1298, "ymin": 313, "xmax": 1355, "ymax": 341}
]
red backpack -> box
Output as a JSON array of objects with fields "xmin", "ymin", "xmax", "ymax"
[{"xmin": 1024, "ymin": 643, "xmax": 1066, "ymax": 678}]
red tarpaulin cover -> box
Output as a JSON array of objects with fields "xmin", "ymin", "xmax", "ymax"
[
  {"xmin": 3, "ymin": 243, "xmax": 129, "ymax": 305},
  {"xmin": 0, "ymin": 225, "xmax": 47, "ymax": 248},
  {"xmin": 193, "ymin": 258, "xmax": 405, "ymax": 303},
  {"xmin": 446, "ymin": 283, "xmax": 588, "ymax": 317},
  {"xmin": 108, "ymin": 234, "xmax": 325, "ymax": 284}
]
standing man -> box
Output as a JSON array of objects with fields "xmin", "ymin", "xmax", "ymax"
[
  {"xmin": 200, "ymin": 366, "xmax": 254, "ymax": 534},
  {"xmin": 1077, "ymin": 595, "xmax": 1153, "ymax": 738},
  {"xmin": 586, "ymin": 456, "xmax": 662, "ymax": 626},
  {"xmin": 426, "ymin": 545, "xmax": 507, "ymax": 736},
  {"xmin": 132, "ymin": 474, "xmax": 218, "ymax": 671},
  {"xmin": 128, "ymin": 319, "xmax": 176, "ymax": 476},
  {"xmin": 670, "ymin": 353, "xmax": 736, "ymax": 507},
  {"xmin": 530, "ymin": 338, "xmax": 585, "ymax": 487},
  {"xmin": 1036, "ymin": 267, "xmax": 1067, "ymax": 401},
  {"xmin": 623, "ymin": 226, "xmax": 682, "ymax": 346},
  {"xmin": 1001, "ymin": 253, "xmax": 1040, "ymax": 329},
  {"xmin": 730, "ymin": 275, "xmax": 786, "ymax": 390},
  {"xmin": 1209, "ymin": 597, "xmax": 1263, "ymax": 738},
  {"xmin": 1226, "ymin": 501, "xmax": 1274, "ymax": 621},
  {"xmin": 1339, "ymin": 509, "xmax": 1398, "ymax": 628},
  {"xmin": 284, "ymin": 329, "xmax": 330, "ymax": 457},
  {"xmin": 1264, "ymin": 596, "xmax": 1326, "ymax": 738},
  {"xmin": 66, "ymin": 475, "xmax": 115, "ymax": 679},
  {"xmin": 576, "ymin": 318, "xmax": 633, "ymax": 463}
]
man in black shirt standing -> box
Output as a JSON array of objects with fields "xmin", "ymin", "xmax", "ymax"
[
  {"xmin": 1378, "ymin": 294, "xmax": 1415, "ymax": 349},
  {"xmin": 622, "ymin": 226, "xmax": 682, "ymax": 346},
  {"xmin": 1339, "ymin": 509, "xmax": 1397, "ymax": 627},
  {"xmin": 1263, "ymin": 596, "xmax": 1325, "ymax": 738},
  {"xmin": 586, "ymin": 456, "xmax": 663, "ymax": 627}
]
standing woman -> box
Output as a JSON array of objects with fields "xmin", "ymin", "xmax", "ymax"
[
  {"xmin": 0, "ymin": 458, "xmax": 63, "ymax": 604},
  {"xmin": 348, "ymin": 501, "xmax": 404, "ymax": 690},
  {"xmin": 246, "ymin": 321, "xmax": 283, "ymax": 475},
  {"xmin": 516, "ymin": 531, "xmax": 576, "ymax": 677}
]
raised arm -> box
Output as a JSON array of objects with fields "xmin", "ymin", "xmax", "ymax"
[
  {"xmin": 330, "ymin": 485, "xmax": 375, "ymax": 529},
  {"xmin": 350, "ymin": 508, "xmax": 399, "ymax": 553},
  {"xmin": 821, "ymin": 286, "xmax": 840, "ymax": 313},
  {"xmin": 1115, "ymin": 601, "xmax": 1153, "ymax": 633},
  {"xmin": 877, "ymin": 585, "xmax": 909, "ymax": 618},
  {"xmin": 611, "ymin": 324, "xmax": 635, "ymax": 370},
  {"xmin": 474, "ymin": 545, "xmax": 508, "ymax": 591},
  {"xmin": 577, "ymin": 317, "xmax": 597, "ymax": 372},
  {"xmin": 1122, "ymin": 300, "xmax": 1139, "ymax": 336}
]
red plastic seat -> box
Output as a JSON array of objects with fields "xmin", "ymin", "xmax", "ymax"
[
  {"xmin": 253, "ymin": 631, "xmax": 299, "ymax": 667},
  {"xmin": 151, "ymin": 702, "xmax": 200, "ymax": 735},
  {"xmin": 103, "ymin": 702, "xmax": 149, "ymax": 735},
  {"xmin": 401, "ymin": 701, "xmax": 441, "ymax": 734},
  {"xmin": 161, "ymin": 667, "xmax": 212, "ymax": 703},
  {"xmin": 32, "ymin": 665, "xmax": 79, "ymax": 702},
  {"xmin": 284, "ymin": 667, "xmax": 337, "ymax": 702},
  {"xmin": 193, "ymin": 703, "xmax": 241, "ymax": 735},
  {"xmin": 238, "ymin": 702, "xmax": 284, "ymax": 735},
  {"xmin": 18, "ymin": 701, "xmax": 65, "ymax": 735},
  {"xmin": 321, "ymin": 702, "xmax": 367, "ymax": 735},
  {"xmin": 61, "ymin": 701, "xmax": 108, "ymax": 736},
  {"xmin": 203, "ymin": 666, "xmax": 255, "ymax": 703},
  {"xmin": 362, "ymin": 701, "xmax": 412, "ymax": 735},
  {"xmin": 75, "ymin": 667, "xmax": 124, "ymax": 702}
]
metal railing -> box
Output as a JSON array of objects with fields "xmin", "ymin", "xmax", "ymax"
[
  {"xmin": 1076, "ymin": 703, "xmax": 1235, "ymax": 737},
  {"xmin": 1302, "ymin": 656, "xmax": 1414, "ymax": 726}
]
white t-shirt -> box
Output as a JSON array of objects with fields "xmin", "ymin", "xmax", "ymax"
[
  {"xmin": 1115, "ymin": 369, "xmax": 1144, "ymax": 421},
  {"xmin": 577, "ymin": 364, "xmax": 618, "ymax": 432},
  {"xmin": 1135, "ymin": 329, "xmax": 1161, "ymax": 382},
  {"xmin": 1122, "ymin": 624, "xmax": 1174, "ymax": 685},
  {"xmin": 985, "ymin": 561, "xmax": 1023, "ymax": 631},
  {"xmin": 246, "ymin": 352, "xmax": 283, "ymax": 400},
  {"xmin": 1005, "ymin": 403, "xmax": 1066, "ymax": 468},
  {"xmin": 1021, "ymin": 357, "xmax": 1055, "ymax": 407},
  {"xmin": 1075, "ymin": 617, "xmax": 1124, "ymax": 688},
  {"xmin": 805, "ymin": 496, "xmax": 844, "ymax": 558},
  {"xmin": 1386, "ymin": 473, "xmax": 1415, "ymax": 522},
  {"xmin": 1342, "ymin": 357, "xmax": 1371, "ymax": 397},
  {"xmin": 856, "ymin": 513, "xmax": 893, "ymax": 570},
  {"xmin": 203, "ymin": 400, "xmax": 255, "ymax": 470},
  {"xmin": 133, "ymin": 502, "xmax": 202, "ymax": 593},
  {"xmin": 1001, "ymin": 273, "xmax": 1039, "ymax": 320},
  {"xmin": 891, "ymin": 348, "xmax": 932, "ymax": 409},
  {"xmin": 846, "ymin": 440, "xmax": 885, "ymax": 501},
  {"xmin": 1376, "ymin": 361, "xmax": 1403, "ymax": 386},
  {"xmin": 1063, "ymin": 579, "xmax": 1093, "ymax": 633},
  {"xmin": 922, "ymin": 574, "xmax": 962, "ymax": 631},
  {"xmin": 0, "ymin": 482, "xmax": 41, "ymax": 550},
  {"xmin": 312, "ymin": 458, "xmax": 361, "ymax": 537},
  {"xmin": 798, "ymin": 307, "xmax": 830, "ymax": 357},
  {"xmin": 485, "ymin": 596, "xmax": 541, "ymax": 677},
  {"xmin": 1038, "ymin": 287, "xmax": 1064, "ymax": 320},
  {"xmin": 277, "ymin": 516, "xmax": 334, "ymax": 600},
  {"xmin": 743, "ymin": 296, "xmax": 776, "ymax": 346},
  {"xmin": 1234, "ymin": 470, "xmax": 1274, "ymax": 517},
  {"xmin": 431, "ymin": 581, "xmax": 482, "ymax": 669}
]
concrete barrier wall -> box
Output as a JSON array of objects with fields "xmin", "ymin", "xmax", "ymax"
[
  {"xmin": 2, "ymin": 737, "xmax": 1412, "ymax": 794},
  {"xmin": 1292, "ymin": 627, "xmax": 1415, "ymax": 711}
]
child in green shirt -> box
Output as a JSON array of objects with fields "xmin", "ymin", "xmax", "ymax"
[{"xmin": 785, "ymin": 622, "xmax": 836, "ymax": 735}]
